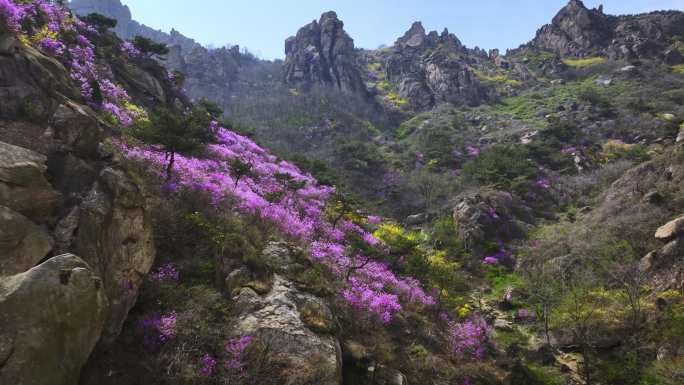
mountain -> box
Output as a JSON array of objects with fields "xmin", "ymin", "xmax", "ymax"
[
  {"xmin": 526, "ymin": 0, "xmax": 684, "ymax": 62},
  {"xmin": 70, "ymin": 0, "xmax": 199, "ymax": 53},
  {"xmin": 283, "ymin": 11, "xmax": 367, "ymax": 94},
  {"xmin": 2, "ymin": 1, "xmax": 684, "ymax": 385}
]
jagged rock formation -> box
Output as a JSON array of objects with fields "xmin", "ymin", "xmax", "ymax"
[
  {"xmin": 283, "ymin": 11, "xmax": 366, "ymax": 94},
  {"xmin": 528, "ymin": 0, "xmax": 684, "ymax": 61},
  {"xmin": 0, "ymin": 254, "xmax": 108, "ymax": 385},
  {"xmin": 69, "ymin": 0, "xmax": 199, "ymax": 53},
  {"xmin": 382, "ymin": 21, "xmax": 492, "ymax": 109}
]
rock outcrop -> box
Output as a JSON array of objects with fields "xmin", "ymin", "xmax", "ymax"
[
  {"xmin": 0, "ymin": 254, "xmax": 107, "ymax": 385},
  {"xmin": 640, "ymin": 214, "xmax": 684, "ymax": 291},
  {"xmin": 73, "ymin": 166, "xmax": 155, "ymax": 343},
  {"xmin": 284, "ymin": 11, "xmax": 366, "ymax": 94},
  {"xmin": 528, "ymin": 0, "xmax": 684, "ymax": 61},
  {"xmin": 231, "ymin": 242, "xmax": 341, "ymax": 385},
  {"xmin": 0, "ymin": 141, "xmax": 60, "ymax": 223},
  {"xmin": 655, "ymin": 215, "xmax": 684, "ymax": 242},
  {"xmin": 383, "ymin": 22, "xmax": 492, "ymax": 109},
  {"xmin": 453, "ymin": 190, "xmax": 534, "ymax": 254},
  {"xmin": 0, "ymin": 206, "xmax": 53, "ymax": 276},
  {"xmin": 1, "ymin": 9, "xmax": 159, "ymax": 363}
]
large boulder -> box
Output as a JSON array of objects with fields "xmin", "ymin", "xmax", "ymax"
[
  {"xmin": 233, "ymin": 276, "xmax": 341, "ymax": 385},
  {"xmin": 0, "ymin": 141, "xmax": 60, "ymax": 222},
  {"xmin": 233, "ymin": 242, "xmax": 341, "ymax": 385},
  {"xmin": 0, "ymin": 206, "xmax": 53, "ymax": 276},
  {"xmin": 74, "ymin": 167, "xmax": 155, "ymax": 343},
  {"xmin": 0, "ymin": 254, "xmax": 107, "ymax": 385},
  {"xmin": 655, "ymin": 215, "xmax": 684, "ymax": 242},
  {"xmin": 49, "ymin": 102, "xmax": 104, "ymax": 159},
  {"xmin": 453, "ymin": 190, "xmax": 534, "ymax": 253}
]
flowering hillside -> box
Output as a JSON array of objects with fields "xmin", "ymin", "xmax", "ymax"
[
  {"xmin": 120, "ymin": 123, "xmax": 435, "ymax": 323},
  {"xmin": 0, "ymin": 0, "xmax": 145, "ymax": 125}
]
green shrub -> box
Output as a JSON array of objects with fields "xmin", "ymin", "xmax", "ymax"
[
  {"xmin": 81, "ymin": 13, "xmax": 117, "ymax": 33},
  {"xmin": 462, "ymin": 144, "xmax": 536, "ymax": 187},
  {"xmin": 132, "ymin": 35, "xmax": 169, "ymax": 56},
  {"xmin": 563, "ymin": 57, "xmax": 607, "ymax": 68}
]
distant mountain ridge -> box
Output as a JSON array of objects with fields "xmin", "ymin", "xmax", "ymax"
[
  {"xmin": 67, "ymin": 0, "xmax": 684, "ymax": 112},
  {"xmin": 69, "ymin": 0, "xmax": 199, "ymax": 53}
]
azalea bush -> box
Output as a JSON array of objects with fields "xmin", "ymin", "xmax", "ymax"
[
  {"xmin": 120, "ymin": 122, "xmax": 435, "ymax": 324},
  {"xmin": 1, "ymin": 0, "xmax": 147, "ymax": 125}
]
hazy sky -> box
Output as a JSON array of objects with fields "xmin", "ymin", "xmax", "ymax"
[{"xmin": 120, "ymin": 0, "xmax": 684, "ymax": 60}]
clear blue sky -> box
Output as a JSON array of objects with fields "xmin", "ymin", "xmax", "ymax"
[{"xmin": 121, "ymin": 0, "xmax": 684, "ymax": 60}]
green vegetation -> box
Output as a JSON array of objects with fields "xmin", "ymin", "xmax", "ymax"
[
  {"xmin": 563, "ymin": 56, "xmax": 607, "ymax": 68},
  {"xmin": 519, "ymin": 50, "xmax": 558, "ymax": 66},
  {"xmin": 491, "ymin": 76, "xmax": 624, "ymax": 121},
  {"xmin": 473, "ymin": 69, "xmax": 522, "ymax": 87},
  {"xmin": 462, "ymin": 144, "xmax": 536, "ymax": 188},
  {"xmin": 132, "ymin": 35, "xmax": 170, "ymax": 56},
  {"xmin": 80, "ymin": 13, "xmax": 117, "ymax": 33},
  {"xmin": 673, "ymin": 64, "xmax": 684, "ymax": 74},
  {"xmin": 130, "ymin": 106, "xmax": 215, "ymax": 179},
  {"xmin": 386, "ymin": 90, "xmax": 409, "ymax": 107}
]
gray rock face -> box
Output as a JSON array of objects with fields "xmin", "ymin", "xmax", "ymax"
[
  {"xmin": 0, "ymin": 141, "xmax": 60, "ymax": 223},
  {"xmin": 284, "ymin": 11, "xmax": 367, "ymax": 94},
  {"xmin": 234, "ymin": 275, "xmax": 341, "ymax": 385},
  {"xmin": 230, "ymin": 242, "xmax": 341, "ymax": 385},
  {"xmin": 0, "ymin": 206, "xmax": 53, "ymax": 276},
  {"xmin": 74, "ymin": 167, "xmax": 155, "ymax": 343},
  {"xmin": 529, "ymin": 0, "xmax": 684, "ymax": 61},
  {"xmin": 0, "ymin": 254, "xmax": 107, "ymax": 385},
  {"xmin": 0, "ymin": 22, "xmax": 79, "ymax": 121},
  {"xmin": 49, "ymin": 102, "xmax": 104, "ymax": 159},
  {"xmin": 385, "ymin": 22, "xmax": 491, "ymax": 109}
]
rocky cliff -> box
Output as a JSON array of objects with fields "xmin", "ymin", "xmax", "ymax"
[
  {"xmin": 382, "ymin": 22, "xmax": 493, "ymax": 109},
  {"xmin": 283, "ymin": 11, "xmax": 367, "ymax": 94},
  {"xmin": 528, "ymin": 0, "xmax": 684, "ymax": 62},
  {"xmin": 0, "ymin": 14, "xmax": 178, "ymax": 381}
]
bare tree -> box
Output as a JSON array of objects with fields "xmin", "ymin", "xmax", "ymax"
[{"xmin": 612, "ymin": 260, "xmax": 651, "ymax": 381}]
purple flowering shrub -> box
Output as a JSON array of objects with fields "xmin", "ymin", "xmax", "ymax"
[
  {"xmin": 119, "ymin": 123, "xmax": 435, "ymax": 324},
  {"xmin": 0, "ymin": 0, "xmax": 24, "ymax": 32},
  {"xmin": 138, "ymin": 311, "xmax": 178, "ymax": 350},
  {"xmin": 150, "ymin": 263, "xmax": 180, "ymax": 283},
  {"xmin": 445, "ymin": 315, "xmax": 492, "ymax": 360},
  {"xmin": 199, "ymin": 354, "xmax": 217, "ymax": 377},
  {"xmin": 224, "ymin": 335, "xmax": 253, "ymax": 373},
  {"xmin": 2, "ymin": 0, "xmax": 145, "ymax": 126}
]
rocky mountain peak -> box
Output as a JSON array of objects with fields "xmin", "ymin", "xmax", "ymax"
[
  {"xmin": 532, "ymin": 0, "xmax": 611, "ymax": 57},
  {"xmin": 283, "ymin": 11, "xmax": 366, "ymax": 94},
  {"xmin": 396, "ymin": 21, "xmax": 426, "ymax": 47},
  {"xmin": 529, "ymin": 0, "xmax": 684, "ymax": 61}
]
